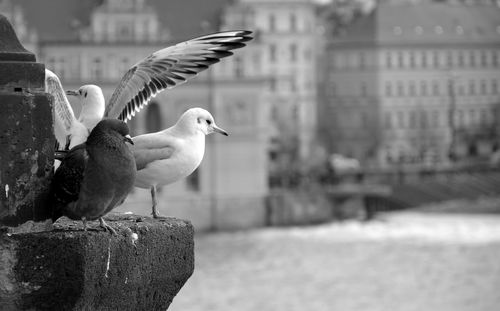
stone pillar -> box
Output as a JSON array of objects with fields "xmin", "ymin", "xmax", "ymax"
[{"xmin": 0, "ymin": 14, "xmax": 54, "ymax": 227}]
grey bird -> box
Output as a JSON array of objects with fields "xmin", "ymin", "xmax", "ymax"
[{"xmin": 51, "ymin": 119, "xmax": 136, "ymax": 233}]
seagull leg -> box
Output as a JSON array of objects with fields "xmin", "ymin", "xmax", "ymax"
[
  {"xmin": 151, "ymin": 185, "xmax": 167, "ymax": 219},
  {"xmin": 99, "ymin": 217, "xmax": 117, "ymax": 235}
]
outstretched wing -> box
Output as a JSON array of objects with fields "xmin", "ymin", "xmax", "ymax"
[
  {"xmin": 104, "ymin": 30, "xmax": 253, "ymax": 121},
  {"xmin": 45, "ymin": 69, "xmax": 77, "ymax": 149}
]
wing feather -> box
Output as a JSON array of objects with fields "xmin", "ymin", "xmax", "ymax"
[
  {"xmin": 45, "ymin": 69, "xmax": 77, "ymax": 148},
  {"xmin": 104, "ymin": 30, "xmax": 253, "ymax": 121},
  {"xmin": 134, "ymin": 145, "xmax": 175, "ymax": 171}
]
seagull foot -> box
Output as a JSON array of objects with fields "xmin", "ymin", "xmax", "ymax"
[
  {"xmin": 151, "ymin": 211, "xmax": 169, "ymax": 220},
  {"xmin": 99, "ymin": 218, "xmax": 117, "ymax": 235}
]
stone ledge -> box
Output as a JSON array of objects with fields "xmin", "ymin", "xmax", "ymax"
[{"xmin": 0, "ymin": 214, "xmax": 194, "ymax": 311}]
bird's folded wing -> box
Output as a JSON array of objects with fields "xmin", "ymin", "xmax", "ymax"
[
  {"xmin": 51, "ymin": 144, "xmax": 88, "ymax": 206},
  {"xmin": 104, "ymin": 30, "xmax": 253, "ymax": 121},
  {"xmin": 134, "ymin": 145, "xmax": 176, "ymax": 171},
  {"xmin": 45, "ymin": 69, "xmax": 77, "ymax": 148}
]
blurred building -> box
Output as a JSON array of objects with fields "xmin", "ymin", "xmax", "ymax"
[
  {"xmin": 2, "ymin": 0, "xmax": 321, "ymax": 229},
  {"xmin": 320, "ymin": 0, "xmax": 500, "ymax": 168}
]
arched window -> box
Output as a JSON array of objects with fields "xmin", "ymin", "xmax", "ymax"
[
  {"xmin": 91, "ymin": 57, "xmax": 103, "ymax": 80},
  {"xmin": 145, "ymin": 101, "xmax": 162, "ymax": 133},
  {"xmin": 290, "ymin": 13, "xmax": 297, "ymax": 32}
]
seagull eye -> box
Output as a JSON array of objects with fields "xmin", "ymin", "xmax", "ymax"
[
  {"xmin": 206, "ymin": 120, "xmax": 212, "ymax": 125},
  {"xmin": 197, "ymin": 117, "xmax": 201, "ymax": 124},
  {"xmin": 84, "ymin": 92, "xmax": 87, "ymax": 98},
  {"xmin": 79, "ymin": 90, "xmax": 82, "ymax": 95}
]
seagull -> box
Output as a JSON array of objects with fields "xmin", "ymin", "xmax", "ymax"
[
  {"xmin": 48, "ymin": 30, "xmax": 252, "ymax": 151},
  {"xmin": 51, "ymin": 119, "xmax": 136, "ymax": 234},
  {"xmin": 45, "ymin": 69, "xmax": 97, "ymax": 150},
  {"xmin": 131, "ymin": 108, "xmax": 228, "ymax": 218}
]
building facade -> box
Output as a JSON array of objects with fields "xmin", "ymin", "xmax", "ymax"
[{"xmin": 320, "ymin": 0, "xmax": 500, "ymax": 168}]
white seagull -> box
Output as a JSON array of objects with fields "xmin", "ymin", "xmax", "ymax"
[
  {"xmin": 132, "ymin": 108, "xmax": 228, "ymax": 218},
  {"xmin": 48, "ymin": 30, "xmax": 252, "ymax": 151}
]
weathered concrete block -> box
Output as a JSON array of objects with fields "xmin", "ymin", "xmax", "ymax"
[{"xmin": 0, "ymin": 215, "xmax": 194, "ymax": 311}]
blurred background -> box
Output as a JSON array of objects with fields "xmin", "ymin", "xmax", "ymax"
[{"xmin": 3, "ymin": 0, "xmax": 500, "ymax": 310}]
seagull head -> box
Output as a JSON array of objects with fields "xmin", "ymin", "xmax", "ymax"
[
  {"xmin": 177, "ymin": 108, "xmax": 228, "ymax": 137},
  {"xmin": 67, "ymin": 85, "xmax": 106, "ymax": 130}
]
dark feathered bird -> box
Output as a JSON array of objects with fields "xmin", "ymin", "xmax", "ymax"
[{"xmin": 51, "ymin": 119, "xmax": 136, "ymax": 234}]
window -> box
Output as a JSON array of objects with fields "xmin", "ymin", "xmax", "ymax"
[
  {"xmin": 234, "ymin": 56, "xmax": 244, "ymax": 77},
  {"xmin": 397, "ymin": 81, "xmax": 404, "ymax": 96},
  {"xmin": 420, "ymin": 81, "xmax": 427, "ymax": 96},
  {"xmin": 469, "ymin": 109, "xmax": 477, "ymax": 125},
  {"xmin": 359, "ymin": 52, "xmax": 366, "ymax": 68},
  {"xmin": 290, "ymin": 43, "xmax": 297, "ymax": 62},
  {"xmin": 290, "ymin": 78, "xmax": 297, "ymax": 93},
  {"xmin": 409, "ymin": 52, "xmax": 415, "ymax": 68},
  {"xmin": 432, "ymin": 81, "xmax": 440, "ymax": 96},
  {"xmin": 409, "ymin": 111, "xmax": 417, "ymax": 128},
  {"xmin": 117, "ymin": 22, "xmax": 134, "ymax": 41},
  {"xmin": 270, "ymin": 78, "xmax": 276, "ymax": 92},
  {"xmin": 269, "ymin": 44, "xmax": 276, "ymax": 62},
  {"xmin": 447, "ymin": 51, "xmax": 453, "ymax": 67},
  {"xmin": 458, "ymin": 51, "xmax": 464, "ymax": 67},
  {"xmin": 433, "ymin": 51, "xmax": 440, "ymax": 67},
  {"xmin": 469, "ymin": 80, "xmax": 476, "ymax": 95},
  {"xmin": 422, "ymin": 52, "xmax": 427, "ymax": 68},
  {"xmin": 481, "ymin": 80, "xmax": 487, "ymax": 94},
  {"xmin": 470, "ymin": 51, "xmax": 476, "ymax": 67},
  {"xmin": 145, "ymin": 101, "xmax": 162, "ymax": 132},
  {"xmin": 386, "ymin": 52, "xmax": 392, "ymax": 68},
  {"xmin": 409, "ymin": 81, "xmax": 416, "ymax": 96},
  {"xmin": 269, "ymin": 14, "xmax": 276, "ymax": 32},
  {"xmin": 480, "ymin": 109, "xmax": 488, "ymax": 125},
  {"xmin": 328, "ymin": 82, "xmax": 336, "ymax": 97},
  {"xmin": 361, "ymin": 82, "xmax": 367, "ymax": 96},
  {"xmin": 385, "ymin": 81, "xmax": 392, "ymax": 96},
  {"xmin": 481, "ymin": 51, "xmax": 488, "ymax": 67},
  {"xmin": 91, "ymin": 57, "xmax": 103, "ymax": 80},
  {"xmin": 384, "ymin": 112, "xmax": 392, "ymax": 129},
  {"xmin": 360, "ymin": 112, "xmax": 368, "ymax": 128},
  {"xmin": 456, "ymin": 110, "xmax": 464, "ymax": 127},
  {"xmin": 397, "ymin": 51, "xmax": 404, "ymax": 67},
  {"xmin": 290, "ymin": 13, "xmax": 297, "ymax": 32},
  {"xmin": 432, "ymin": 110, "xmax": 440, "ymax": 127},
  {"xmin": 397, "ymin": 111, "xmax": 405, "ymax": 128},
  {"xmin": 420, "ymin": 111, "xmax": 428, "ymax": 128}
]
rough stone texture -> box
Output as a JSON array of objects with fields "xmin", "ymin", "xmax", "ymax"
[
  {"xmin": 0, "ymin": 13, "xmax": 55, "ymax": 227},
  {"xmin": 0, "ymin": 214, "xmax": 194, "ymax": 311},
  {"xmin": 0, "ymin": 93, "xmax": 55, "ymax": 226}
]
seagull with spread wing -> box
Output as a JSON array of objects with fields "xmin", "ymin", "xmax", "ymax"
[
  {"xmin": 48, "ymin": 30, "xmax": 252, "ymax": 149},
  {"xmin": 45, "ymin": 70, "xmax": 103, "ymax": 151}
]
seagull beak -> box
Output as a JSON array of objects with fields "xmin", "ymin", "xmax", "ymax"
[
  {"xmin": 124, "ymin": 134, "xmax": 134, "ymax": 145},
  {"xmin": 212, "ymin": 124, "xmax": 229, "ymax": 136},
  {"xmin": 66, "ymin": 90, "xmax": 79, "ymax": 96}
]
